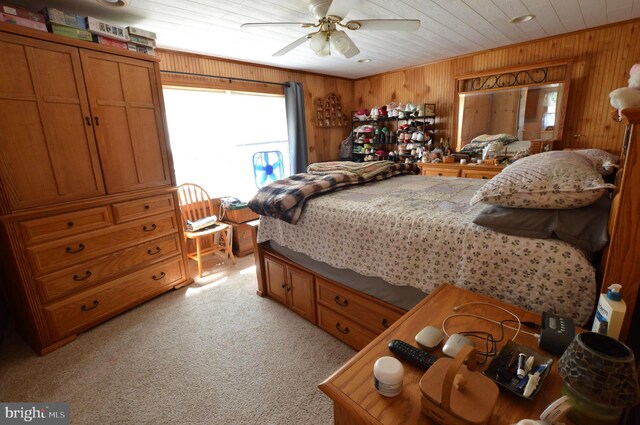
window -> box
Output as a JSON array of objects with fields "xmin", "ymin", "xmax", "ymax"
[
  {"xmin": 163, "ymin": 87, "xmax": 290, "ymax": 202},
  {"xmin": 542, "ymin": 91, "xmax": 558, "ymax": 129}
]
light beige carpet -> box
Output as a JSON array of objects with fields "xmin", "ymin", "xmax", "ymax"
[{"xmin": 0, "ymin": 255, "xmax": 356, "ymax": 424}]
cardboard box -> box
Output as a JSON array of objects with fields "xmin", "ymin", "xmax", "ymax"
[
  {"xmin": 92, "ymin": 34, "xmax": 127, "ymax": 49},
  {"xmin": 127, "ymin": 43, "xmax": 155, "ymax": 55},
  {"xmin": 0, "ymin": 12, "xmax": 47, "ymax": 31},
  {"xmin": 1, "ymin": 3, "xmax": 45, "ymax": 23},
  {"xmin": 127, "ymin": 26, "xmax": 156, "ymax": 40},
  {"xmin": 40, "ymin": 7, "xmax": 86, "ymax": 29},
  {"xmin": 86, "ymin": 16, "xmax": 129, "ymax": 41},
  {"xmin": 47, "ymin": 22, "xmax": 92, "ymax": 41},
  {"xmin": 128, "ymin": 34, "xmax": 156, "ymax": 48}
]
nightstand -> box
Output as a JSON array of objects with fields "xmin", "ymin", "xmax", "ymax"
[
  {"xmin": 319, "ymin": 284, "xmax": 568, "ymax": 425},
  {"xmin": 223, "ymin": 219, "xmax": 259, "ymax": 257}
]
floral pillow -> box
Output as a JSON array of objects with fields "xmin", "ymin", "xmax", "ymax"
[
  {"xmin": 575, "ymin": 149, "xmax": 620, "ymax": 176},
  {"xmin": 470, "ymin": 151, "xmax": 616, "ymax": 209}
]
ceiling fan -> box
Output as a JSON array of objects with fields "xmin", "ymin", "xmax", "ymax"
[{"xmin": 240, "ymin": 0, "xmax": 420, "ymax": 58}]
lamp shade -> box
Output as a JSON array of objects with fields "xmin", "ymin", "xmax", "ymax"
[
  {"xmin": 557, "ymin": 332, "xmax": 639, "ymax": 408},
  {"xmin": 330, "ymin": 30, "xmax": 360, "ymax": 58},
  {"xmin": 309, "ymin": 31, "xmax": 329, "ymax": 56}
]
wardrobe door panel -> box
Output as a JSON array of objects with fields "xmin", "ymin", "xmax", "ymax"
[
  {"xmin": 80, "ymin": 50, "xmax": 171, "ymax": 194},
  {"xmin": 0, "ymin": 34, "xmax": 104, "ymax": 211}
]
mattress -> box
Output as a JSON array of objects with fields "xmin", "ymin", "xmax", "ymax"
[{"xmin": 257, "ymin": 175, "xmax": 597, "ymax": 324}]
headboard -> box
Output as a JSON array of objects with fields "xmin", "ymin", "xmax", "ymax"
[
  {"xmin": 601, "ymin": 108, "xmax": 640, "ymax": 340},
  {"xmin": 454, "ymin": 60, "xmax": 572, "ymax": 152}
]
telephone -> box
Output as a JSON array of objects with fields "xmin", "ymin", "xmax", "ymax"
[{"xmin": 220, "ymin": 196, "xmax": 244, "ymax": 208}]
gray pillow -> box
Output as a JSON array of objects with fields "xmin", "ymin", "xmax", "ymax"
[{"xmin": 473, "ymin": 195, "xmax": 611, "ymax": 252}]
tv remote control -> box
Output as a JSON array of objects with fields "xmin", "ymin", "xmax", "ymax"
[{"xmin": 388, "ymin": 339, "xmax": 437, "ymax": 370}]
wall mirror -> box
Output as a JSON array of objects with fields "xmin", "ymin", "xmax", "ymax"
[{"xmin": 454, "ymin": 60, "xmax": 572, "ymax": 151}]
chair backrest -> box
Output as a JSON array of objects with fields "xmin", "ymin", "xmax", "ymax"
[
  {"xmin": 252, "ymin": 150, "xmax": 284, "ymax": 188},
  {"xmin": 177, "ymin": 183, "xmax": 215, "ymax": 224}
]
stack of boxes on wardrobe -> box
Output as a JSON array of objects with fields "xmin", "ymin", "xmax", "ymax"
[{"xmin": 0, "ymin": 3, "xmax": 156, "ymax": 55}]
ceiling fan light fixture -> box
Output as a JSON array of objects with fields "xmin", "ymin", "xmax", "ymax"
[
  {"xmin": 509, "ymin": 14, "xmax": 535, "ymax": 24},
  {"xmin": 309, "ymin": 31, "xmax": 330, "ymax": 56},
  {"xmin": 331, "ymin": 30, "xmax": 350, "ymax": 55}
]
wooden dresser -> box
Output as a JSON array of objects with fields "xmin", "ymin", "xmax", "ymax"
[
  {"xmin": 417, "ymin": 162, "xmax": 505, "ymax": 179},
  {"xmin": 0, "ymin": 23, "xmax": 191, "ymax": 354}
]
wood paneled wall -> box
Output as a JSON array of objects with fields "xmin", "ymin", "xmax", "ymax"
[
  {"xmin": 354, "ymin": 19, "xmax": 640, "ymax": 154},
  {"xmin": 157, "ymin": 19, "xmax": 639, "ymax": 162},
  {"xmin": 156, "ymin": 50, "xmax": 353, "ymax": 163}
]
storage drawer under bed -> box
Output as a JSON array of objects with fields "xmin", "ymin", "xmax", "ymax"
[{"xmin": 316, "ymin": 277, "xmax": 403, "ymax": 334}]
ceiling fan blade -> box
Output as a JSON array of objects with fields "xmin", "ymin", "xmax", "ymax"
[
  {"xmin": 241, "ymin": 22, "xmax": 316, "ymax": 28},
  {"xmin": 327, "ymin": 0, "xmax": 361, "ymax": 19},
  {"xmin": 272, "ymin": 35, "xmax": 310, "ymax": 57},
  {"xmin": 347, "ymin": 19, "xmax": 421, "ymax": 31}
]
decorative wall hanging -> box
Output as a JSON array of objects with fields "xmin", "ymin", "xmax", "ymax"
[{"xmin": 314, "ymin": 93, "xmax": 348, "ymax": 127}]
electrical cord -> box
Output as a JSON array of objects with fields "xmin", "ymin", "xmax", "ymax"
[
  {"xmin": 443, "ymin": 301, "xmax": 540, "ymax": 340},
  {"xmin": 459, "ymin": 332, "xmax": 497, "ymax": 364}
]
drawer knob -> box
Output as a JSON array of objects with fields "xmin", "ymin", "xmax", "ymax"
[
  {"xmin": 65, "ymin": 243, "xmax": 85, "ymax": 254},
  {"xmin": 143, "ymin": 224, "xmax": 157, "ymax": 232},
  {"xmin": 147, "ymin": 247, "xmax": 161, "ymax": 255},
  {"xmin": 152, "ymin": 271, "xmax": 166, "ymax": 281},
  {"xmin": 81, "ymin": 300, "xmax": 99, "ymax": 311},
  {"xmin": 438, "ymin": 173, "xmax": 443, "ymax": 176},
  {"xmin": 73, "ymin": 271, "xmax": 92, "ymax": 281},
  {"xmin": 281, "ymin": 283, "xmax": 287, "ymax": 289},
  {"xmin": 382, "ymin": 318, "xmax": 390, "ymax": 328},
  {"xmin": 482, "ymin": 176, "xmax": 488, "ymax": 179},
  {"xmin": 334, "ymin": 295, "xmax": 349, "ymax": 307},
  {"xmin": 67, "ymin": 221, "xmax": 74, "ymax": 227},
  {"xmin": 335, "ymin": 322, "xmax": 350, "ymax": 334},
  {"xmin": 144, "ymin": 204, "xmax": 150, "ymax": 210}
]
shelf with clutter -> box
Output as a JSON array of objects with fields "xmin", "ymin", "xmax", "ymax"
[
  {"xmin": 350, "ymin": 102, "xmax": 439, "ymax": 163},
  {"xmin": 0, "ymin": 4, "xmax": 157, "ymax": 54}
]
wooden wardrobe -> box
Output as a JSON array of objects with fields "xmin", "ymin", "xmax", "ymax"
[{"xmin": 0, "ymin": 23, "xmax": 192, "ymax": 354}]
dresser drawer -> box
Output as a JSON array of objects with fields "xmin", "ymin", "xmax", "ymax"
[
  {"xmin": 112, "ymin": 194, "xmax": 175, "ymax": 223},
  {"xmin": 318, "ymin": 305, "xmax": 377, "ymax": 351},
  {"xmin": 44, "ymin": 256, "xmax": 185, "ymax": 339},
  {"xmin": 19, "ymin": 207, "xmax": 112, "ymax": 246},
  {"xmin": 420, "ymin": 167, "xmax": 460, "ymax": 177},
  {"xmin": 27, "ymin": 212, "xmax": 178, "ymax": 276},
  {"xmin": 461, "ymin": 169, "xmax": 500, "ymax": 179},
  {"xmin": 36, "ymin": 234, "xmax": 182, "ymax": 303},
  {"xmin": 316, "ymin": 278, "xmax": 402, "ymax": 334}
]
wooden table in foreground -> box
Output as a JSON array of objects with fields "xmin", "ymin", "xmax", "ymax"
[{"xmin": 319, "ymin": 284, "xmax": 567, "ymax": 425}]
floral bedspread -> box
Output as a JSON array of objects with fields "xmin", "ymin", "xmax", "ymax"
[{"xmin": 258, "ymin": 175, "xmax": 596, "ymax": 324}]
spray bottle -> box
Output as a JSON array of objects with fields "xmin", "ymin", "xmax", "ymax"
[{"xmin": 591, "ymin": 284, "xmax": 627, "ymax": 339}]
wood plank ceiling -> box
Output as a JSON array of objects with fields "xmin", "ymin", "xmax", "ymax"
[{"xmin": 17, "ymin": 0, "xmax": 640, "ymax": 78}]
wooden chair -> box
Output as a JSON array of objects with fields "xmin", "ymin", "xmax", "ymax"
[{"xmin": 177, "ymin": 183, "xmax": 235, "ymax": 277}]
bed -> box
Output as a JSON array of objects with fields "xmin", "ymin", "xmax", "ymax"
[
  {"xmin": 257, "ymin": 174, "xmax": 596, "ymax": 324},
  {"xmin": 250, "ymin": 109, "xmax": 640, "ymax": 348}
]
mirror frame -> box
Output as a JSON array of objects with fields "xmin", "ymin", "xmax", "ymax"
[{"xmin": 453, "ymin": 59, "xmax": 573, "ymax": 152}]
